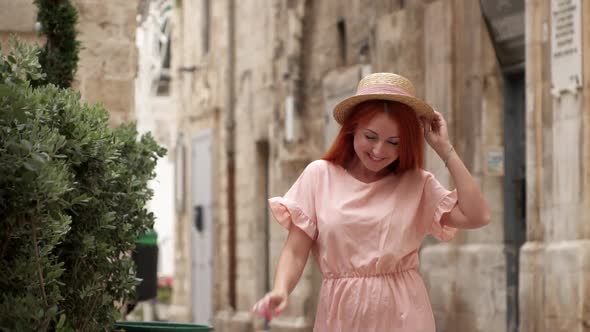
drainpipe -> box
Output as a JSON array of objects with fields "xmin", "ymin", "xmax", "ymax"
[{"xmin": 226, "ymin": 0, "xmax": 237, "ymax": 310}]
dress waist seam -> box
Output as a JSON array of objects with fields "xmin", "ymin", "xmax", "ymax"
[{"xmin": 322, "ymin": 268, "xmax": 416, "ymax": 280}]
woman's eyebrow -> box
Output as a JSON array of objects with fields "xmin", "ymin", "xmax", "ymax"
[{"xmin": 365, "ymin": 129, "xmax": 399, "ymax": 139}]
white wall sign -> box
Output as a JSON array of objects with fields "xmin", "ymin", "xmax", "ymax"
[
  {"xmin": 550, "ymin": 0, "xmax": 583, "ymax": 95},
  {"xmin": 486, "ymin": 149, "xmax": 505, "ymax": 176}
]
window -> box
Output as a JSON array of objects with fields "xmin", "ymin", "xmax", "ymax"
[
  {"xmin": 337, "ymin": 19, "xmax": 347, "ymax": 65},
  {"xmin": 156, "ymin": 19, "xmax": 172, "ymax": 96}
]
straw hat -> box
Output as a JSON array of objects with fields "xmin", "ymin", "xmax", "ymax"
[{"xmin": 332, "ymin": 72, "xmax": 435, "ymax": 124}]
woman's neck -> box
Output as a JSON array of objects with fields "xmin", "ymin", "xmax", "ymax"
[{"xmin": 345, "ymin": 157, "xmax": 390, "ymax": 183}]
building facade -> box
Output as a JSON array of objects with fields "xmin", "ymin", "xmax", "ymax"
[
  {"xmin": 170, "ymin": 0, "xmax": 590, "ymax": 331},
  {"xmin": 0, "ymin": 0, "xmax": 139, "ymax": 127},
  {"xmin": 520, "ymin": 0, "xmax": 590, "ymax": 331}
]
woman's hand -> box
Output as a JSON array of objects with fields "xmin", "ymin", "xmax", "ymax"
[
  {"xmin": 251, "ymin": 225, "xmax": 312, "ymax": 321},
  {"xmin": 421, "ymin": 110, "xmax": 452, "ymax": 158},
  {"xmin": 251, "ymin": 289, "xmax": 288, "ymax": 321},
  {"xmin": 421, "ymin": 110, "xmax": 492, "ymax": 229}
]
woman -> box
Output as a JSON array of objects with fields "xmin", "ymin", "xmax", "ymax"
[{"xmin": 252, "ymin": 72, "xmax": 490, "ymax": 331}]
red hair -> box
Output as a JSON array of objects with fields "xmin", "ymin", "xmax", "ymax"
[{"xmin": 322, "ymin": 100, "xmax": 424, "ymax": 174}]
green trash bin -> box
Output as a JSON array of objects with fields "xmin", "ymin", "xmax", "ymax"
[
  {"xmin": 114, "ymin": 321, "xmax": 213, "ymax": 331},
  {"xmin": 133, "ymin": 230, "xmax": 159, "ymax": 302}
]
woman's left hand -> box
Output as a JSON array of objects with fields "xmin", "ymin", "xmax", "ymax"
[{"xmin": 421, "ymin": 110, "xmax": 451, "ymax": 157}]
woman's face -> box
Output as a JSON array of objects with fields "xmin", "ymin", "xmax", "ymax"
[{"xmin": 353, "ymin": 111, "xmax": 400, "ymax": 173}]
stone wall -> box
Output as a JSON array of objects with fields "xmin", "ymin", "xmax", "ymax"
[
  {"xmin": 172, "ymin": 0, "xmax": 589, "ymax": 331},
  {"xmin": 0, "ymin": 0, "xmax": 42, "ymax": 45},
  {"xmin": 172, "ymin": 0, "xmax": 508, "ymax": 331},
  {"xmin": 0, "ymin": 0, "xmax": 138, "ymax": 128},
  {"xmin": 520, "ymin": 0, "xmax": 590, "ymax": 331},
  {"xmin": 170, "ymin": 0, "xmax": 229, "ymax": 322},
  {"xmin": 72, "ymin": 0, "xmax": 139, "ymax": 127},
  {"xmin": 181, "ymin": 0, "xmax": 485, "ymax": 330}
]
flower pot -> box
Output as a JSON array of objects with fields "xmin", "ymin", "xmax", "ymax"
[{"xmin": 114, "ymin": 321, "xmax": 213, "ymax": 331}]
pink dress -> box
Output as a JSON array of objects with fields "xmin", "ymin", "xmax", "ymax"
[{"xmin": 268, "ymin": 160, "xmax": 458, "ymax": 332}]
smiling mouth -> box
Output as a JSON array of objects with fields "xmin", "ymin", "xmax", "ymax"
[{"xmin": 368, "ymin": 153, "xmax": 385, "ymax": 162}]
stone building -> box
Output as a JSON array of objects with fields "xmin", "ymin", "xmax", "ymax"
[
  {"xmin": 169, "ymin": 0, "xmax": 590, "ymax": 331},
  {"xmin": 0, "ymin": 0, "xmax": 138, "ymax": 127},
  {"xmin": 519, "ymin": 0, "xmax": 590, "ymax": 331},
  {"xmin": 0, "ymin": 0, "xmax": 43, "ymax": 45}
]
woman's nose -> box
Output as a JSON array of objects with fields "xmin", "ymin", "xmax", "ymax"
[{"xmin": 372, "ymin": 141, "xmax": 385, "ymax": 156}]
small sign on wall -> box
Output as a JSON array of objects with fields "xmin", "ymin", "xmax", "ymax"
[
  {"xmin": 486, "ymin": 149, "xmax": 505, "ymax": 176},
  {"xmin": 550, "ymin": 0, "xmax": 583, "ymax": 96}
]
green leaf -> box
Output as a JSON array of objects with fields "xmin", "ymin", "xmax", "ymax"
[
  {"xmin": 40, "ymin": 152, "xmax": 51, "ymax": 160},
  {"xmin": 47, "ymin": 305, "xmax": 58, "ymax": 316},
  {"xmin": 23, "ymin": 161, "xmax": 37, "ymax": 171},
  {"xmin": 21, "ymin": 139, "xmax": 32, "ymax": 152},
  {"xmin": 56, "ymin": 314, "xmax": 66, "ymax": 329},
  {"xmin": 32, "ymin": 152, "xmax": 47, "ymax": 164}
]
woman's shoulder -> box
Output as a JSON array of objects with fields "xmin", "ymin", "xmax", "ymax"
[
  {"xmin": 398, "ymin": 168, "xmax": 436, "ymax": 184},
  {"xmin": 304, "ymin": 159, "xmax": 335, "ymax": 175},
  {"xmin": 307, "ymin": 159, "xmax": 335, "ymax": 171}
]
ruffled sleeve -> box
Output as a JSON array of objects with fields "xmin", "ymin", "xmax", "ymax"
[
  {"xmin": 267, "ymin": 161, "xmax": 321, "ymax": 240},
  {"xmin": 422, "ymin": 173, "xmax": 459, "ymax": 242}
]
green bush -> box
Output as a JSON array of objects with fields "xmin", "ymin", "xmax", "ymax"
[
  {"xmin": 0, "ymin": 38, "xmax": 166, "ymax": 331},
  {"xmin": 32, "ymin": 0, "xmax": 80, "ymax": 89}
]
